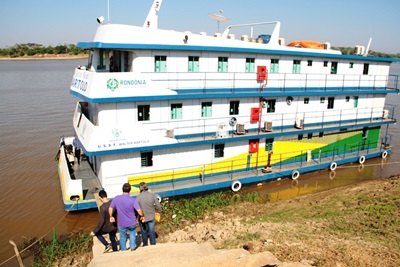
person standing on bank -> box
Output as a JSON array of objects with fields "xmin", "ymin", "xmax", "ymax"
[
  {"xmin": 109, "ymin": 183, "xmax": 143, "ymax": 251},
  {"xmin": 93, "ymin": 190, "xmax": 118, "ymax": 253},
  {"xmin": 137, "ymin": 182, "xmax": 162, "ymax": 246}
]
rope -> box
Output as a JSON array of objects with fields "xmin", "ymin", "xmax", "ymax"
[{"xmin": 0, "ymin": 201, "xmax": 77, "ymax": 266}]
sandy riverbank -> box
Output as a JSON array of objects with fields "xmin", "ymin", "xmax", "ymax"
[{"xmin": 44, "ymin": 175, "xmax": 400, "ymax": 266}]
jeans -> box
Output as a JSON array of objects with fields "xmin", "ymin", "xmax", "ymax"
[
  {"xmin": 118, "ymin": 225, "xmax": 137, "ymax": 251},
  {"xmin": 139, "ymin": 220, "xmax": 156, "ymax": 246},
  {"xmin": 95, "ymin": 230, "xmax": 118, "ymax": 251}
]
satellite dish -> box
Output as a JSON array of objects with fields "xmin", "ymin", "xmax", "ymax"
[{"xmin": 208, "ymin": 10, "xmax": 230, "ymax": 32}]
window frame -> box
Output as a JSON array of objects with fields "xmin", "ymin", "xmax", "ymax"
[
  {"xmin": 138, "ymin": 104, "xmax": 150, "ymax": 121},
  {"xmin": 201, "ymin": 101, "xmax": 213, "ymax": 117},
  {"xmin": 214, "ymin": 143, "xmax": 225, "ymax": 158},
  {"xmin": 171, "ymin": 103, "xmax": 183, "ymax": 120},
  {"xmin": 140, "ymin": 151, "xmax": 153, "ymax": 167},
  {"xmin": 188, "ymin": 56, "xmax": 200, "ymax": 72},
  {"xmin": 229, "ymin": 100, "xmax": 240, "ymax": 115}
]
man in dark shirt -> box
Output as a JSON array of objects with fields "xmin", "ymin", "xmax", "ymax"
[{"xmin": 93, "ymin": 190, "xmax": 118, "ymax": 252}]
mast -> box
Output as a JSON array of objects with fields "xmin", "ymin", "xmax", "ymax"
[{"xmin": 143, "ymin": 0, "xmax": 163, "ymax": 29}]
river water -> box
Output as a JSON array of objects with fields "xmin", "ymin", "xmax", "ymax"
[{"xmin": 0, "ymin": 60, "xmax": 399, "ymax": 265}]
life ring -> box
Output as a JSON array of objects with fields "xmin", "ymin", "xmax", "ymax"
[
  {"xmin": 381, "ymin": 150, "xmax": 388, "ymax": 159},
  {"xmin": 156, "ymin": 194, "xmax": 162, "ymax": 203},
  {"xmin": 291, "ymin": 170, "xmax": 300, "ymax": 180},
  {"xmin": 329, "ymin": 162, "xmax": 337, "ymax": 171},
  {"xmin": 358, "ymin": 155, "xmax": 366, "ymax": 164},
  {"xmin": 231, "ymin": 181, "xmax": 242, "ymax": 192}
]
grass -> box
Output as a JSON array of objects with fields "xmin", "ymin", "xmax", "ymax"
[
  {"xmin": 29, "ymin": 231, "xmax": 93, "ymax": 267},
  {"xmin": 158, "ymin": 191, "xmax": 264, "ymax": 233}
]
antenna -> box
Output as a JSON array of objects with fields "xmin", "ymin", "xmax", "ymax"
[
  {"xmin": 143, "ymin": 0, "xmax": 163, "ymax": 29},
  {"xmin": 208, "ymin": 10, "xmax": 230, "ymax": 33},
  {"xmin": 364, "ymin": 37, "xmax": 372, "ymax": 56},
  {"xmin": 107, "ymin": 0, "xmax": 110, "ymax": 23}
]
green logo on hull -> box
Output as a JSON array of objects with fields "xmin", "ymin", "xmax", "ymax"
[{"xmin": 107, "ymin": 78, "xmax": 119, "ymax": 91}]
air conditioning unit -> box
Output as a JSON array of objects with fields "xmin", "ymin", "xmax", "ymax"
[
  {"xmin": 263, "ymin": 121, "xmax": 273, "ymax": 132},
  {"xmin": 383, "ymin": 109, "xmax": 389, "ymax": 119},
  {"xmin": 216, "ymin": 124, "xmax": 228, "ymax": 138},
  {"xmin": 166, "ymin": 128, "xmax": 174, "ymax": 138},
  {"xmin": 295, "ymin": 118, "xmax": 304, "ymax": 129},
  {"xmin": 236, "ymin": 123, "xmax": 246, "ymax": 135}
]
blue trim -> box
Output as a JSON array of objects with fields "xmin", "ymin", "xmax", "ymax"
[
  {"xmin": 77, "ymin": 42, "xmax": 399, "ymax": 63},
  {"xmin": 71, "ymin": 87, "xmax": 398, "ymax": 103},
  {"xmin": 63, "ymin": 200, "xmax": 98, "ymax": 211},
  {"xmin": 84, "ymin": 120, "xmax": 393, "ymax": 156}
]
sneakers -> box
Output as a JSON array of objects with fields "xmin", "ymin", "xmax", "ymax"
[{"xmin": 103, "ymin": 244, "xmax": 112, "ymax": 253}]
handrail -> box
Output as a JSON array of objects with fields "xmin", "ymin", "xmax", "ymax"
[
  {"xmin": 143, "ymin": 71, "xmax": 398, "ymax": 92},
  {"xmin": 140, "ymin": 106, "xmax": 396, "ymax": 139},
  {"xmin": 125, "ymin": 139, "xmax": 384, "ymax": 187}
]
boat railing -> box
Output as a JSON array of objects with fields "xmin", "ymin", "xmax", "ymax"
[
  {"xmin": 145, "ymin": 106, "xmax": 396, "ymax": 140},
  {"xmin": 126, "ymin": 139, "xmax": 384, "ymax": 189},
  {"xmin": 146, "ymin": 71, "xmax": 396, "ymax": 92}
]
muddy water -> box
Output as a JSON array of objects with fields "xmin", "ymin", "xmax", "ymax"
[{"xmin": 0, "ymin": 60, "xmax": 398, "ymax": 265}]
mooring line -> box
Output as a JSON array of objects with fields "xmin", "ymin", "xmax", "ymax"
[{"xmin": 0, "ymin": 201, "xmax": 77, "ymax": 266}]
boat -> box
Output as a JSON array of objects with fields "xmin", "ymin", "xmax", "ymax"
[{"xmin": 57, "ymin": 0, "xmax": 400, "ymax": 210}]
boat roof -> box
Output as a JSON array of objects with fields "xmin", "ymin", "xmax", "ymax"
[{"xmin": 78, "ymin": 0, "xmax": 399, "ymax": 63}]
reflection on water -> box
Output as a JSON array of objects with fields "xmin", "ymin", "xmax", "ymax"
[{"xmin": 0, "ymin": 60, "xmax": 398, "ymax": 265}]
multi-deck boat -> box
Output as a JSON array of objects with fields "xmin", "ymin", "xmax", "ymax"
[{"xmin": 57, "ymin": 0, "xmax": 399, "ymax": 210}]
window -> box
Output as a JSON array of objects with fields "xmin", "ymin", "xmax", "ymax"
[
  {"xmin": 267, "ymin": 99, "xmax": 276, "ymax": 113},
  {"xmin": 331, "ymin": 61, "xmax": 338, "ymax": 74},
  {"xmin": 201, "ymin": 102, "xmax": 212, "ymax": 117},
  {"xmin": 353, "ymin": 96, "xmax": 359, "ymax": 108},
  {"xmin": 270, "ymin": 59, "xmax": 279, "ymax": 73},
  {"xmin": 188, "ymin": 56, "xmax": 199, "ymax": 72},
  {"xmin": 327, "ymin": 97, "xmax": 335, "ymax": 109},
  {"xmin": 214, "ymin": 143, "xmax": 225, "ymax": 158},
  {"xmin": 97, "ymin": 50, "xmax": 106, "ymax": 70},
  {"xmin": 265, "ymin": 138, "xmax": 274, "ymax": 151},
  {"xmin": 138, "ymin": 105, "xmax": 150, "ymax": 121},
  {"xmin": 345, "ymin": 96, "xmax": 350, "ymax": 102},
  {"xmin": 141, "ymin": 151, "xmax": 153, "ymax": 167},
  {"xmin": 245, "ymin": 58, "xmax": 255, "ymax": 72},
  {"xmin": 349, "ymin": 62, "xmax": 354, "ymax": 68},
  {"xmin": 171, "ymin": 103, "xmax": 183, "ymax": 119},
  {"xmin": 229, "ymin": 100, "xmax": 240, "ymax": 115},
  {"xmin": 363, "ymin": 63, "xmax": 369, "ymax": 75},
  {"xmin": 320, "ymin": 97, "xmax": 325, "ymax": 103},
  {"xmin": 323, "ymin": 61, "xmax": 328, "ymax": 67},
  {"xmin": 307, "ymin": 60, "xmax": 313, "ymax": 66},
  {"xmin": 155, "ymin": 55, "xmax": 167, "ymax": 72},
  {"xmin": 218, "ymin": 57, "xmax": 228, "ymax": 72},
  {"xmin": 292, "ymin": 60, "xmax": 301, "ymax": 74},
  {"xmin": 304, "ymin": 98, "xmax": 309, "ymax": 104}
]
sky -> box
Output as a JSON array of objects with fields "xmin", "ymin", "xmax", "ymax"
[{"xmin": 1, "ymin": 0, "xmax": 399, "ymax": 53}]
